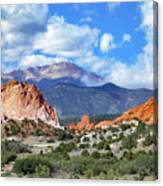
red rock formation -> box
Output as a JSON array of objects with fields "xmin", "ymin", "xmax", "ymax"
[
  {"xmin": 68, "ymin": 115, "xmax": 94, "ymax": 133},
  {"xmin": 1, "ymin": 80, "xmax": 60, "ymax": 127},
  {"xmin": 113, "ymin": 97, "xmax": 157, "ymax": 125},
  {"xmin": 68, "ymin": 97, "xmax": 157, "ymax": 132},
  {"xmin": 96, "ymin": 97, "xmax": 157, "ymax": 129}
]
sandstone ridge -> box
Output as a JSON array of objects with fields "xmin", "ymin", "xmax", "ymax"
[{"xmin": 68, "ymin": 97, "xmax": 157, "ymax": 133}]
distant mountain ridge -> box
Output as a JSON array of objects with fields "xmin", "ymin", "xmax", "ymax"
[
  {"xmin": 42, "ymin": 83, "xmax": 153, "ymax": 118},
  {"xmin": 2, "ymin": 62, "xmax": 154, "ymax": 118},
  {"xmin": 2, "ymin": 61, "xmax": 104, "ymax": 88},
  {"xmin": 69, "ymin": 97, "xmax": 157, "ymax": 133}
]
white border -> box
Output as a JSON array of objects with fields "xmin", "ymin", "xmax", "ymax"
[{"xmin": 0, "ymin": 0, "xmax": 163, "ymax": 186}]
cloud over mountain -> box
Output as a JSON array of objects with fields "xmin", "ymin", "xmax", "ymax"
[{"xmin": 1, "ymin": 2, "xmax": 156, "ymax": 89}]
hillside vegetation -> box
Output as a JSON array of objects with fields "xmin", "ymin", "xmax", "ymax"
[{"xmin": 1, "ymin": 118, "xmax": 157, "ymax": 180}]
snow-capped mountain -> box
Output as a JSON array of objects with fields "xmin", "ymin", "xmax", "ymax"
[{"xmin": 2, "ymin": 62, "xmax": 104, "ymax": 88}]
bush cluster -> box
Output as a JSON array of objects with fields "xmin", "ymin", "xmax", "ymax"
[
  {"xmin": 13, "ymin": 155, "xmax": 53, "ymax": 177},
  {"xmin": 1, "ymin": 140, "xmax": 31, "ymax": 167}
]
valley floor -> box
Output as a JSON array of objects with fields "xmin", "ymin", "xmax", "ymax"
[{"xmin": 1, "ymin": 119, "xmax": 157, "ymax": 180}]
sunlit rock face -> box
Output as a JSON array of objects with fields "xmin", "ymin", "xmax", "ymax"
[
  {"xmin": 113, "ymin": 97, "xmax": 157, "ymax": 125},
  {"xmin": 1, "ymin": 80, "xmax": 61, "ymax": 128},
  {"xmin": 68, "ymin": 97, "xmax": 157, "ymax": 133},
  {"xmin": 68, "ymin": 115, "xmax": 94, "ymax": 134},
  {"xmin": 95, "ymin": 97, "xmax": 157, "ymax": 129}
]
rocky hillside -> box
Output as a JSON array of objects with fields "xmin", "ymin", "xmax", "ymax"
[
  {"xmin": 1, "ymin": 80, "xmax": 60, "ymax": 128},
  {"xmin": 113, "ymin": 97, "xmax": 157, "ymax": 125},
  {"xmin": 69, "ymin": 97, "xmax": 157, "ymax": 133}
]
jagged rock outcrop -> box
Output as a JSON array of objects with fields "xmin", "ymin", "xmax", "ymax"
[
  {"xmin": 1, "ymin": 80, "xmax": 61, "ymax": 128},
  {"xmin": 68, "ymin": 115, "xmax": 94, "ymax": 133}
]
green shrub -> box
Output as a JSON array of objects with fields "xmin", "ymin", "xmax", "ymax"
[
  {"xmin": 1, "ymin": 140, "xmax": 31, "ymax": 167},
  {"xmin": 123, "ymin": 151, "xmax": 133, "ymax": 160},
  {"xmin": 2, "ymin": 140, "xmax": 31, "ymax": 154},
  {"xmin": 89, "ymin": 164, "xmax": 102, "ymax": 176},
  {"xmin": 81, "ymin": 150, "xmax": 89, "ymax": 157},
  {"xmin": 91, "ymin": 151, "xmax": 100, "ymax": 159},
  {"xmin": 55, "ymin": 129, "xmax": 73, "ymax": 140},
  {"xmin": 2, "ymin": 151, "xmax": 17, "ymax": 166},
  {"xmin": 34, "ymin": 164, "xmax": 51, "ymax": 177},
  {"xmin": 48, "ymin": 150, "xmax": 70, "ymax": 161},
  {"xmin": 3, "ymin": 120, "xmax": 21, "ymax": 136},
  {"xmin": 79, "ymin": 143, "xmax": 89, "ymax": 149},
  {"xmin": 96, "ymin": 140, "xmax": 105, "ymax": 150},
  {"xmin": 35, "ymin": 129, "xmax": 45, "ymax": 136},
  {"xmin": 96, "ymin": 140, "xmax": 112, "ymax": 150},
  {"xmin": 13, "ymin": 155, "xmax": 53, "ymax": 177},
  {"xmin": 120, "ymin": 124, "xmax": 131, "ymax": 131},
  {"xmin": 10, "ymin": 123, "xmax": 20, "ymax": 135},
  {"xmin": 136, "ymin": 123, "xmax": 146, "ymax": 135},
  {"xmin": 84, "ymin": 168, "xmax": 93, "ymax": 179},
  {"xmin": 83, "ymin": 137, "xmax": 90, "ymax": 142},
  {"xmin": 74, "ymin": 136, "xmax": 81, "ymax": 143},
  {"xmin": 99, "ymin": 135, "xmax": 104, "ymax": 140},
  {"xmin": 92, "ymin": 142, "xmax": 96, "ymax": 148},
  {"xmin": 66, "ymin": 156, "xmax": 94, "ymax": 175},
  {"xmin": 119, "ymin": 132, "xmax": 124, "ymax": 140},
  {"xmin": 100, "ymin": 151, "xmax": 114, "ymax": 159},
  {"xmin": 110, "ymin": 127, "xmax": 119, "ymax": 133},
  {"xmin": 143, "ymin": 135, "xmax": 154, "ymax": 146},
  {"xmin": 55, "ymin": 142, "xmax": 76, "ymax": 153},
  {"xmin": 1, "ymin": 171, "xmax": 12, "ymax": 177},
  {"xmin": 122, "ymin": 135, "xmax": 137, "ymax": 149},
  {"xmin": 103, "ymin": 142, "xmax": 110, "ymax": 150}
]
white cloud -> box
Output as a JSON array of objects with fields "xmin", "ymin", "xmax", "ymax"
[
  {"xmin": 20, "ymin": 54, "xmax": 68, "ymax": 68},
  {"xmin": 100, "ymin": 33, "xmax": 116, "ymax": 53},
  {"xmin": 1, "ymin": 2, "xmax": 155, "ymax": 89},
  {"xmin": 106, "ymin": 55, "xmax": 153, "ymax": 89},
  {"xmin": 1, "ymin": 5, "xmax": 48, "ymax": 28},
  {"xmin": 104, "ymin": 1, "xmax": 154, "ymax": 89},
  {"xmin": 33, "ymin": 15, "xmax": 100, "ymax": 58},
  {"xmin": 107, "ymin": 2, "xmax": 121, "ymax": 11},
  {"xmin": 1, "ymin": 6, "xmax": 100, "ymax": 73},
  {"xmin": 1, "ymin": 4, "xmax": 48, "ymax": 67},
  {"xmin": 79, "ymin": 16, "xmax": 93, "ymax": 23},
  {"xmin": 123, "ymin": 33, "xmax": 131, "ymax": 42}
]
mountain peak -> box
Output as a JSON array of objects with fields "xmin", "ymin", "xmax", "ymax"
[
  {"xmin": 2, "ymin": 61, "xmax": 103, "ymax": 87},
  {"xmin": 101, "ymin": 82, "xmax": 123, "ymax": 89}
]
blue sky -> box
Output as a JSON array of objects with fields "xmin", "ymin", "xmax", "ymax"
[{"xmin": 1, "ymin": 1, "xmax": 155, "ymax": 89}]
